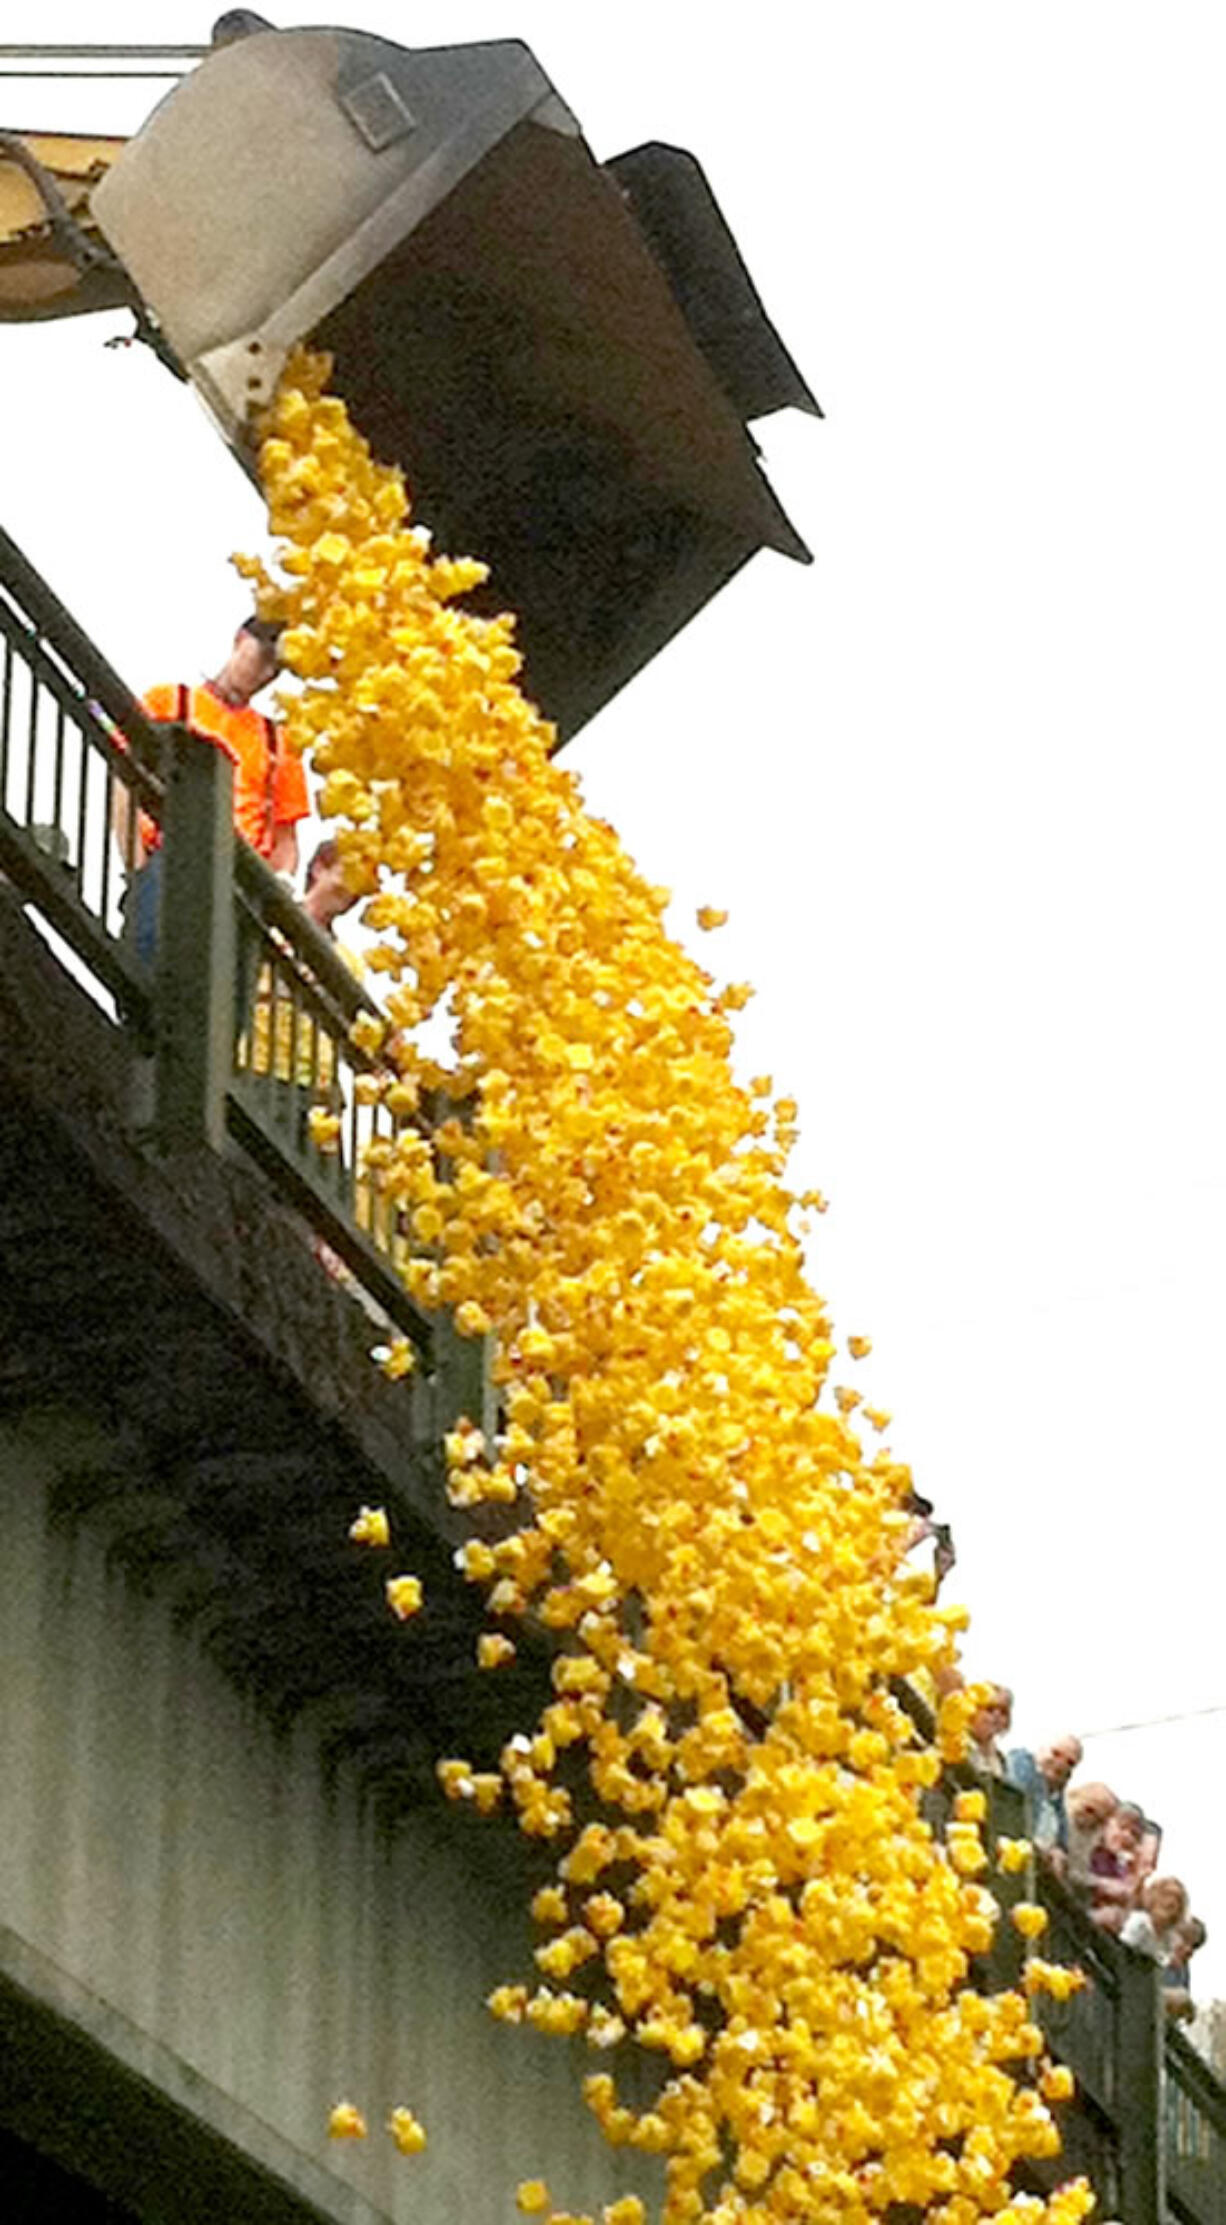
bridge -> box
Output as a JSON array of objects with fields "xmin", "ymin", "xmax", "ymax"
[{"xmin": 0, "ymin": 521, "xmax": 1222, "ymax": 2223}]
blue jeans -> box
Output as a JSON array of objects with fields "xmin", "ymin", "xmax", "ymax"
[
  {"xmin": 125, "ymin": 845, "xmax": 259, "ymax": 1034},
  {"xmin": 123, "ymin": 848, "xmax": 162, "ymax": 973}
]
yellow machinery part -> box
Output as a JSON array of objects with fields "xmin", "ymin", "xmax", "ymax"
[{"xmin": 0, "ymin": 131, "xmax": 129, "ymax": 317}]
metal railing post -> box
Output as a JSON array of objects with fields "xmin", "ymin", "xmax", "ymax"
[
  {"xmin": 434, "ymin": 1318, "xmax": 495, "ymax": 1438},
  {"xmin": 983, "ymin": 1777, "xmax": 1028, "ymax": 1993},
  {"xmin": 1116, "ymin": 1945, "xmax": 1164, "ymax": 2225},
  {"xmin": 429, "ymin": 1088, "xmax": 496, "ymax": 1435},
  {"xmin": 155, "ymin": 727, "xmax": 234, "ymax": 1153}
]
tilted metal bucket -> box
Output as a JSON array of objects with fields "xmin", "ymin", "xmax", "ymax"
[{"xmin": 87, "ymin": 24, "xmax": 817, "ymax": 737}]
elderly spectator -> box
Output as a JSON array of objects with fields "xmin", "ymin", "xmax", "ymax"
[
  {"xmin": 1163, "ymin": 1916, "xmax": 1207, "ymax": 2023},
  {"xmin": 1007, "ymin": 1734, "xmax": 1083, "ymax": 1860},
  {"xmin": 1136, "ymin": 1813, "xmax": 1163, "ymax": 1884},
  {"xmin": 1122, "ymin": 1876, "xmax": 1189, "ymax": 1963},
  {"xmin": 968, "ymin": 1685, "xmax": 1013, "ymax": 1779},
  {"xmin": 1090, "ymin": 1801, "xmax": 1148, "ymax": 1931},
  {"xmin": 1065, "ymin": 1782, "xmax": 1118, "ymax": 1901}
]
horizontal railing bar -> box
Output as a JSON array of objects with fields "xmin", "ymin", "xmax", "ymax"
[
  {"xmin": 234, "ymin": 899, "xmax": 370, "ymax": 1052},
  {"xmin": 0, "ymin": 528, "xmax": 164, "ymax": 1040},
  {"xmin": 0, "ymin": 602, "xmax": 160, "ymax": 814},
  {"xmin": 1168, "ymin": 2024, "xmax": 1226, "ymax": 2136},
  {"xmin": 235, "ymin": 845, "xmax": 381, "ymax": 1028},
  {"xmin": 239, "ymin": 942, "xmax": 360, "ymax": 1055},
  {"xmin": 0, "ymin": 525, "xmax": 167, "ymax": 783},
  {"xmin": 0, "ymin": 68, "xmax": 194, "ymax": 78},
  {"xmin": 1039, "ymin": 1875, "xmax": 1121, "ymax": 1993},
  {"xmin": 1167, "ymin": 2189, "xmax": 1217, "ymax": 2225},
  {"xmin": 0, "ymin": 44, "xmax": 206, "ymax": 57},
  {"xmin": 0, "ymin": 818, "xmax": 152, "ymax": 1033}
]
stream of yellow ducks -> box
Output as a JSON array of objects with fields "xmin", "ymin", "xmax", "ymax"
[{"xmin": 247, "ymin": 349, "xmax": 1095, "ymax": 2225}]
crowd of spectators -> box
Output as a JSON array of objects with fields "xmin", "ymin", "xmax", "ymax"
[
  {"xmin": 966, "ymin": 1681, "xmax": 1207, "ymax": 2020},
  {"xmin": 900, "ymin": 1500, "xmax": 1207, "ymax": 2020}
]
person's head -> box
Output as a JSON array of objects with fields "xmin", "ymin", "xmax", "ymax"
[
  {"xmin": 1037, "ymin": 1734, "xmax": 1083, "ymax": 1790},
  {"xmin": 303, "ymin": 838, "xmax": 358, "ymax": 930},
  {"xmin": 1142, "ymin": 1875, "xmax": 1188, "ymax": 1932},
  {"xmin": 216, "ymin": 616, "xmax": 282, "ymax": 704},
  {"xmin": 1176, "ymin": 1916, "xmax": 1207, "ymax": 1962},
  {"xmin": 971, "ymin": 1684, "xmax": 1013, "ymax": 1746},
  {"xmin": 1103, "ymin": 1802, "xmax": 1145, "ymax": 1857},
  {"xmin": 1068, "ymin": 1781, "xmax": 1117, "ymax": 1833}
]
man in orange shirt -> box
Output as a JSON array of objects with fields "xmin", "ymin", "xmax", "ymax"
[{"xmin": 124, "ymin": 616, "xmax": 309, "ymax": 964}]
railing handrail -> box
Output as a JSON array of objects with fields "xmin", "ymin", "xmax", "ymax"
[
  {"xmin": 234, "ymin": 841, "xmax": 379, "ymax": 1030},
  {"xmin": 0, "ymin": 589, "xmax": 164, "ymax": 844},
  {"xmin": 1036, "ymin": 1861, "xmax": 1122, "ymax": 1996},
  {"xmin": 1169, "ymin": 2021, "xmax": 1226, "ymax": 2137},
  {"xmin": 0, "ymin": 523, "xmax": 167, "ymax": 775},
  {"xmin": 0, "ymin": 521, "xmax": 167, "ymax": 1030}
]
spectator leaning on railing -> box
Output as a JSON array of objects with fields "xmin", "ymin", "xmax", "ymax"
[
  {"xmin": 968, "ymin": 1684, "xmax": 1014, "ymax": 1779},
  {"xmin": 1121, "ymin": 1875, "xmax": 1189, "ymax": 1962},
  {"xmin": 1065, "ymin": 1781, "xmax": 1118, "ymax": 1900},
  {"xmin": 1006, "ymin": 1734, "xmax": 1082, "ymax": 1864},
  {"xmin": 1162, "ymin": 1915, "xmax": 1207, "ymax": 2022},
  {"xmin": 1089, "ymin": 1800, "xmax": 1149, "ymax": 1931}
]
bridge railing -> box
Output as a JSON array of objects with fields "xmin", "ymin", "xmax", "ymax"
[
  {"xmin": 1167, "ymin": 2021, "xmax": 1226, "ymax": 2225},
  {"xmin": 7, "ymin": 520, "xmax": 1223, "ymax": 2217},
  {"xmin": 0, "ymin": 520, "xmax": 432, "ymax": 1361},
  {"xmin": 896, "ymin": 1679, "xmax": 1226, "ymax": 2225},
  {"xmin": 0, "ymin": 521, "xmax": 162, "ymax": 1036},
  {"xmin": 227, "ymin": 832, "xmax": 430, "ymax": 1354}
]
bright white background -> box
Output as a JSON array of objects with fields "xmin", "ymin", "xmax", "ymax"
[{"xmin": 3, "ymin": 3, "xmax": 1223, "ymax": 1994}]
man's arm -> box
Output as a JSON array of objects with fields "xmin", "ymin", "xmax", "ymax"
[
  {"xmin": 111, "ymin": 781, "xmax": 145, "ymax": 868},
  {"xmin": 1091, "ymin": 1873, "xmax": 1136, "ymax": 1906},
  {"xmin": 1005, "ymin": 1748, "xmax": 1036, "ymax": 1793},
  {"xmin": 269, "ymin": 726, "xmax": 308, "ymax": 880},
  {"xmin": 111, "ymin": 683, "xmax": 175, "ymax": 867},
  {"xmin": 268, "ymin": 820, "xmax": 300, "ymax": 877}
]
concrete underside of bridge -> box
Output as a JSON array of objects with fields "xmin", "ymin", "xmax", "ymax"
[{"xmin": 0, "ymin": 890, "xmax": 654, "ymax": 2223}]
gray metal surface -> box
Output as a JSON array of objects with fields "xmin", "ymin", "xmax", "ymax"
[
  {"xmin": 156, "ymin": 727, "xmax": 235, "ymax": 1154},
  {"xmin": 91, "ymin": 29, "xmax": 571, "ymax": 428},
  {"xmin": 87, "ymin": 25, "xmax": 814, "ymax": 738}
]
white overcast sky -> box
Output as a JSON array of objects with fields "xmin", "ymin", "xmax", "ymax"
[{"xmin": 3, "ymin": 2, "xmax": 1224, "ymax": 1993}]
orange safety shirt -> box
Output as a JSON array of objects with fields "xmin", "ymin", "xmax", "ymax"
[{"xmin": 138, "ymin": 682, "xmax": 309, "ymax": 856}]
